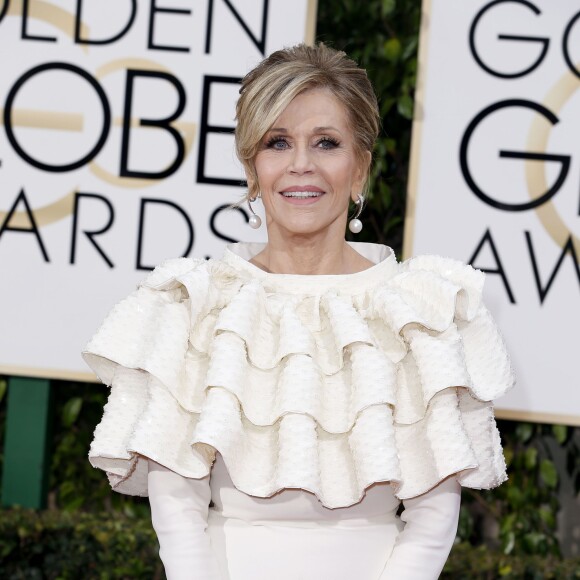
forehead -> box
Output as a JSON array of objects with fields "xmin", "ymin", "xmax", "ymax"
[{"xmin": 272, "ymin": 87, "xmax": 350, "ymax": 130}]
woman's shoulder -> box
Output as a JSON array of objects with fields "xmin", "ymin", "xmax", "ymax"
[
  {"xmin": 141, "ymin": 256, "xmax": 205, "ymax": 288},
  {"xmin": 399, "ymin": 252, "xmax": 484, "ymax": 283},
  {"xmin": 391, "ymin": 252, "xmax": 487, "ymax": 320},
  {"xmin": 136, "ymin": 254, "xmax": 251, "ymax": 298}
]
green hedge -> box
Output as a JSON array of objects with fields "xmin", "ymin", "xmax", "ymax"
[
  {"xmin": 2, "ymin": 507, "xmax": 579, "ymax": 579},
  {"xmin": 0, "ymin": 507, "xmax": 164, "ymax": 579},
  {"xmin": 317, "ymin": 0, "xmax": 421, "ymax": 254},
  {"xmin": 442, "ymin": 543, "xmax": 580, "ymax": 579}
]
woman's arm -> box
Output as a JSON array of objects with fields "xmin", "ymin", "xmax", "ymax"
[
  {"xmin": 379, "ymin": 477, "xmax": 461, "ymax": 579},
  {"xmin": 148, "ymin": 459, "xmax": 223, "ymax": 580}
]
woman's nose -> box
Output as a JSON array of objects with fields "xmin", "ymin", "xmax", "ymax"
[{"xmin": 287, "ymin": 144, "xmax": 315, "ymax": 174}]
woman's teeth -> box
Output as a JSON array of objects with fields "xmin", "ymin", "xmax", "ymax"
[{"xmin": 281, "ymin": 191, "xmax": 324, "ymax": 197}]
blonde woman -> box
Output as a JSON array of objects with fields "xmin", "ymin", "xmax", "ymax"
[{"xmin": 84, "ymin": 43, "xmax": 514, "ymax": 579}]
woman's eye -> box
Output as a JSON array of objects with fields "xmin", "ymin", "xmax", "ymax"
[
  {"xmin": 266, "ymin": 138, "xmax": 289, "ymax": 150},
  {"xmin": 317, "ymin": 138, "xmax": 339, "ymax": 150}
]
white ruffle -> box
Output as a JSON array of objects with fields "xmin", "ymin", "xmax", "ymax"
[{"xmin": 84, "ymin": 243, "xmax": 515, "ymax": 508}]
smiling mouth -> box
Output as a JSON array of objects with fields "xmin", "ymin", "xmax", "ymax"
[{"xmin": 280, "ymin": 191, "xmax": 325, "ymax": 198}]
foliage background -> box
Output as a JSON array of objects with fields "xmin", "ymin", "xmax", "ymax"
[{"xmin": 1, "ymin": 0, "xmax": 579, "ymax": 578}]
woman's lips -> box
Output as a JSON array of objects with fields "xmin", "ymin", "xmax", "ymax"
[
  {"xmin": 278, "ymin": 191, "xmax": 326, "ymax": 205},
  {"xmin": 278, "ymin": 185, "xmax": 326, "ymax": 205}
]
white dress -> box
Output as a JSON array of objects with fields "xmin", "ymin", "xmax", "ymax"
[{"xmin": 83, "ymin": 241, "xmax": 515, "ymax": 579}]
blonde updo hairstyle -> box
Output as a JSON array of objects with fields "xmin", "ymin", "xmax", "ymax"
[{"xmin": 235, "ymin": 42, "xmax": 380, "ymax": 202}]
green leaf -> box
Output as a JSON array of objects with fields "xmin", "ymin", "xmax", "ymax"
[
  {"xmin": 457, "ymin": 506, "xmax": 474, "ymax": 541},
  {"xmin": 500, "ymin": 513, "xmax": 517, "ymax": 535},
  {"xmin": 385, "ymin": 137, "xmax": 397, "ymax": 153},
  {"xmin": 503, "ymin": 445, "xmax": 514, "ymax": 468},
  {"xmin": 506, "ymin": 484, "xmax": 524, "ymax": 507},
  {"xmin": 59, "ymin": 480, "xmax": 76, "ymax": 499},
  {"xmin": 62, "ymin": 397, "xmax": 83, "ymax": 427},
  {"xmin": 397, "ymin": 94, "xmax": 414, "ymax": 119},
  {"xmin": 524, "ymin": 447, "xmax": 538, "ymax": 470},
  {"xmin": 538, "ymin": 506, "xmax": 556, "ymax": 528},
  {"xmin": 383, "ymin": 38, "xmax": 402, "ymax": 62},
  {"xmin": 552, "ymin": 424, "xmax": 568, "ymax": 445},
  {"xmin": 0, "ymin": 378, "xmax": 6, "ymax": 404},
  {"xmin": 503, "ymin": 531, "xmax": 515, "ymax": 555},
  {"xmin": 379, "ymin": 97, "xmax": 396, "ymax": 116},
  {"xmin": 540, "ymin": 459, "xmax": 558, "ymax": 489},
  {"xmin": 402, "ymin": 36, "xmax": 418, "ymax": 61},
  {"xmin": 381, "ymin": 0, "xmax": 396, "ymax": 17},
  {"xmin": 63, "ymin": 496, "xmax": 84, "ymax": 512},
  {"xmin": 523, "ymin": 532, "xmax": 547, "ymax": 553},
  {"xmin": 515, "ymin": 422, "xmax": 534, "ymax": 443}
]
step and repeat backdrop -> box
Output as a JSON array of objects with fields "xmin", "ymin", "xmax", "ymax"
[
  {"xmin": 406, "ymin": 0, "xmax": 579, "ymax": 425},
  {"xmin": 2, "ymin": 0, "xmax": 577, "ymax": 426},
  {"xmin": 0, "ymin": 0, "xmax": 316, "ymax": 380}
]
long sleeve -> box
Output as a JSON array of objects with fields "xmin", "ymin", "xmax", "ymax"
[
  {"xmin": 148, "ymin": 459, "xmax": 223, "ymax": 580},
  {"xmin": 379, "ymin": 477, "xmax": 461, "ymax": 579}
]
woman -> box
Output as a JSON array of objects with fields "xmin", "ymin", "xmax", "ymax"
[{"xmin": 83, "ymin": 43, "xmax": 515, "ymax": 579}]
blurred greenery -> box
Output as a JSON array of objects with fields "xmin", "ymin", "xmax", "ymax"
[
  {"xmin": 47, "ymin": 379, "xmax": 150, "ymax": 517},
  {"xmin": 458, "ymin": 420, "xmax": 580, "ymax": 560},
  {"xmin": 2, "ymin": 506, "xmax": 578, "ymax": 579},
  {"xmin": 2, "ymin": 387, "xmax": 580, "ymax": 579},
  {"xmin": 1, "ymin": 0, "xmax": 580, "ymax": 578},
  {"xmin": 441, "ymin": 543, "xmax": 580, "ymax": 579},
  {"xmin": 0, "ymin": 506, "xmax": 165, "ymax": 579},
  {"xmin": 0, "ymin": 377, "xmax": 150, "ymax": 517},
  {"xmin": 317, "ymin": 0, "xmax": 422, "ymax": 256},
  {"xmin": 0, "ymin": 376, "xmax": 5, "ymax": 484}
]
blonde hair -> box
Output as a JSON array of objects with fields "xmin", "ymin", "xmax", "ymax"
[{"xmin": 235, "ymin": 42, "xmax": 380, "ymax": 201}]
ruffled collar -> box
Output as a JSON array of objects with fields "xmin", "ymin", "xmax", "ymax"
[
  {"xmin": 222, "ymin": 241, "xmax": 399, "ymax": 294},
  {"xmin": 85, "ymin": 245, "xmax": 514, "ymax": 507}
]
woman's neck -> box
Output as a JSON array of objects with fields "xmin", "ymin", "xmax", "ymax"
[{"xmin": 249, "ymin": 232, "xmax": 374, "ymax": 275}]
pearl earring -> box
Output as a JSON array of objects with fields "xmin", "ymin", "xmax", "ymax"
[
  {"xmin": 348, "ymin": 194, "xmax": 364, "ymax": 234},
  {"xmin": 247, "ymin": 194, "xmax": 262, "ymax": 229}
]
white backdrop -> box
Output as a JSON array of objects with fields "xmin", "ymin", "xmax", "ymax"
[
  {"xmin": 406, "ymin": 0, "xmax": 580, "ymax": 425},
  {"xmin": 0, "ymin": 0, "xmax": 317, "ymax": 380}
]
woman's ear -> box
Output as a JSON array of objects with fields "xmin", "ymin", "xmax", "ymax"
[
  {"xmin": 246, "ymin": 177, "xmax": 255, "ymax": 197},
  {"xmin": 353, "ymin": 150, "xmax": 372, "ymax": 196},
  {"xmin": 245, "ymin": 164, "xmax": 258, "ymax": 199}
]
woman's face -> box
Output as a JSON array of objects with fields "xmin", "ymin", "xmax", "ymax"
[{"xmin": 252, "ymin": 88, "xmax": 368, "ymax": 238}]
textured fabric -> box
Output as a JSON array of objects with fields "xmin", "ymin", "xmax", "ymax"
[
  {"xmin": 148, "ymin": 459, "xmax": 222, "ymax": 579},
  {"xmin": 378, "ymin": 476, "xmax": 461, "ymax": 579},
  {"xmin": 84, "ymin": 241, "xmax": 515, "ymax": 509},
  {"xmin": 148, "ymin": 451, "xmax": 459, "ymax": 580}
]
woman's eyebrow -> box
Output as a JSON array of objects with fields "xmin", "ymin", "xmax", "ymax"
[
  {"xmin": 313, "ymin": 126, "xmax": 341, "ymax": 133},
  {"xmin": 267, "ymin": 126, "xmax": 343, "ymax": 134}
]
